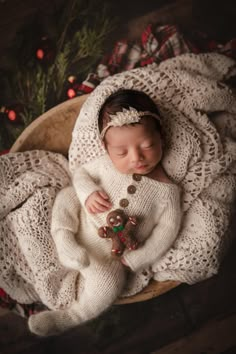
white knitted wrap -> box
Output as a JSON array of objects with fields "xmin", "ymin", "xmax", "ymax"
[{"xmin": 69, "ymin": 53, "xmax": 236, "ymax": 284}]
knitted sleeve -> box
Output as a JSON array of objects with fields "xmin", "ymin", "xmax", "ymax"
[
  {"xmin": 51, "ymin": 185, "xmax": 89, "ymax": 270},
  {"xmin": 123, "ymin": 189, "xmax": 182, "ymax": 272},
  {"xmin": 72, "ymin": 166, "xmax": 101, "ymax": 206}
]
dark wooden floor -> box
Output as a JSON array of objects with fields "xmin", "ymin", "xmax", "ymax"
[{"xmin": 1, "ymin": 1, "xmax": 236, "ymax": 353}]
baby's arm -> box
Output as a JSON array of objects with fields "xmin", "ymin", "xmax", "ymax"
[
  {"xmin": 51, "ymin": 185, "xmax": 89, "ymax": 270},
  {"xmin": 73, "ymin": 166, "xmax": 112, "ymax": 213},
  {"xmin": 123, "ymin": 189, "xmax": 182, "ymax": 272}
]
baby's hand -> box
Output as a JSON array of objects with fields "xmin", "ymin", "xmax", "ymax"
[{"xmin": 85, "ymin": 190, "xmax": 112, "ymax": 214}]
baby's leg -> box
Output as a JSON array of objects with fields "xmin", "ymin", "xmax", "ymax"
[
  {"xmin": 28, "ymin": 259, "xmax": 126, "ymax": 336},
  {"xmin": 52, "ymin": 185, "xmax": 89, "ymax": 270}
]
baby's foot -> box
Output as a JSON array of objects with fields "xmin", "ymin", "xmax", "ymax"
[
  {"xmin": 29, "ymin": 308, "xmax": 82, "ymax": 336},
  {"xmin": 29, "ymin": 310, "xmax": 62, "ymax": 336}
]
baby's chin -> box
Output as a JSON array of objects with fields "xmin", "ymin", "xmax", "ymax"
[
  {"xmin": 129, "ymin": 166, "xmax": 155, "ymax": 175},
  {"xmin": 135, "ymin": 164, "xmax": 159, "ymax": 176},
  {"xmin": 117, "ymin": 164, "xmax": 156, "ymax": 175}
]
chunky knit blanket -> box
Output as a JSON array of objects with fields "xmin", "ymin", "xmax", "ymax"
[{"xmin": 0, "ymin": 53, "xmax": 236, "ymax": 310}]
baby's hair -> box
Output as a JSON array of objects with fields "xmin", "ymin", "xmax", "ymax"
[{"xmin": 98, "ymin": 89, "xmax": 161, "ymax": 135}]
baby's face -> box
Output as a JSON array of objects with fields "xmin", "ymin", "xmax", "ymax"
[{"xmin": 104, "ymin": 120, "xmax": 162, "ymax": 175}]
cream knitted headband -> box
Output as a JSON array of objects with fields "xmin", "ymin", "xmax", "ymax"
[{"xmin": 100, "ymin": 107, "xmax": 161, "ymax": 139}]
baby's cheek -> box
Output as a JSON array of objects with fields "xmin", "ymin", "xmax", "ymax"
[
  {"xmin": 152, "ymin": 150, "xmax": 161, "ymax": 161},
  {"xmin": 145, "ymin": 151, "xmax": 155, "ymax": 161},
  {"xmin": 118, "ymin": 161, "xmax": 130, "ymax": 173}
]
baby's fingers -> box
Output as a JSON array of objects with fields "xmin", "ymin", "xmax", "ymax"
[
  {"xmin": 95, "ymin": 199, "xmax": 111, "ymax": 212},
  {"xmin": 98, "ymin": 190, "xmax": 110, "ymax": 201},
  {"xmin": 96, "ymin": 194, "xmax": 112, "ymax": 208},
  {"xmin": 88, "ymin": 200, "xmax": 110, "ymax": 214}
]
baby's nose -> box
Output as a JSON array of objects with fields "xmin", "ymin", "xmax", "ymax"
[{"xmin": 130, "ymin": 149, "xmax": 143, "ymax": 162}]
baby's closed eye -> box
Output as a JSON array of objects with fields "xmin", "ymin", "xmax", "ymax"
[
  {"xmin": 142, "ymin": 144, "xmax": 154, "ymax": 149},
  {"xmin": 116, "ymin": 150, "xmax": 127, "ymax": 157},
  {"xmin": 141, "ymin": 140, "xmax": 155, "ymax": 149}
]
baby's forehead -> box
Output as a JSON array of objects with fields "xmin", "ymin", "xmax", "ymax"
[
  {"xmin": 124, "ymin": 117, "xmax": 159, "ymax": 133},
  {"xmin": 105, "ymin": 121, "xmax": 158, "ymax": 145}
]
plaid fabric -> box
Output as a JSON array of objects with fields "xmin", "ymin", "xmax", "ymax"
[
  {"xmin": 76, "ymin": 24, "xmax": 236, "ymax": 95},
  {"xmin": 1, "ymin": 23, "xmax": 236, "ymax": 317}
]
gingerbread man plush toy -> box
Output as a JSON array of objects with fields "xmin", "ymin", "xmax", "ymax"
[{"xmin": 98, "ymin": 209, "xmax": 139, "ymax": 257}]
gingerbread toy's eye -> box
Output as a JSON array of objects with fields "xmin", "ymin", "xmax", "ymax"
[
  {"xmin": 116, "ymin": 216, "xmax": 121, "ymax": 220},
  {"xmin": 109, "ymin": 217, "xmax": 115, "ymax": 223}
]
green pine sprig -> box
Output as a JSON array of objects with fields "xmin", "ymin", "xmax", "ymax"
[{"xmin": 0, "ymin": 0, "xmax": 115, "ymax": 150}]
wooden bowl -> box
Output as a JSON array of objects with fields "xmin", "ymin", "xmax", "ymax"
[{"xmin": 10, "ymin": 94, "xmax": 180, "ymax": 303}]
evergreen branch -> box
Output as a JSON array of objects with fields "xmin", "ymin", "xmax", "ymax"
[
  {"xmin": 14, "ymin": 65, "xmax": 48, "ymax": 125},
  {"xmin": 70, "ymin": 18, "xmax": 113, "ymax": 66},
  {"xmin": 0, "ymin": 0, "xmax": 115, "ymax": 151},
  {"xmin": 52, "ymin": 44, "xmax": 70, "ymax": 100}
]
